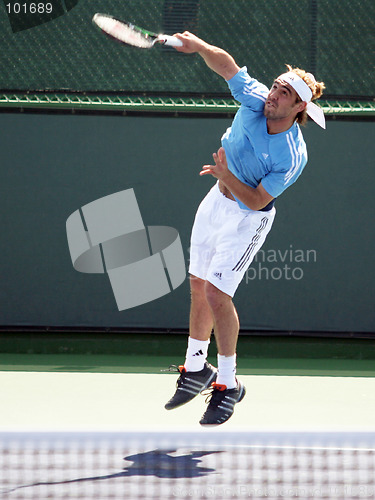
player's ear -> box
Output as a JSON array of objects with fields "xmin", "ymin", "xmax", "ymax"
[{"xmin": 296, "ymin": 101, "xmax": 307, "ymax": 113}]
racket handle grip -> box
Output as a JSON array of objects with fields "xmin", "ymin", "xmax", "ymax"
[{"xmin": 159, "ymin": 35, "xmax": 183, "ymax": 47}]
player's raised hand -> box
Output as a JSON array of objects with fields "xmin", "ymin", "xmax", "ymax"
[
  {"xmin": 172, "ymin": 31, "xmax": 206, "ymax": 53},
  {"xmin": 200, "ymin": 147, "xmax": 228, "ymax": 180}
]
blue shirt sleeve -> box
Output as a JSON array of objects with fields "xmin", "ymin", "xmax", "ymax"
[
  {"xmin": 226, "ymin": 67, "xmax": 269, "ymax": 111},
  {"xmin": 261, "ymin": 139, "xmax": 308, "ymax": 198}
]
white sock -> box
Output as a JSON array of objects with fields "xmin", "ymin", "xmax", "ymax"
[
  {"xmin": 184, "ymin": 337, "xmax": 210, "ymax": 372},
  {"xmin": 216, "ymin": 354, "xmax": 237, "ymax": 389}
]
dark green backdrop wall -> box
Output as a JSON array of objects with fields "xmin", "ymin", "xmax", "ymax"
[{"xmin": 0, "ymin": 113, "xmax": 374, "ymax": 333}]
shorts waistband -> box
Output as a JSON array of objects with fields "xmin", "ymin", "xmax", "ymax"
[{"xmin": 215, "ymin": 182, "xmax": 276, "ymax": 212}]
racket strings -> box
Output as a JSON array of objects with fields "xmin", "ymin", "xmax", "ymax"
[{"xmin": 93, "ymin": 15, "xmax": 155, "ymax": 49}]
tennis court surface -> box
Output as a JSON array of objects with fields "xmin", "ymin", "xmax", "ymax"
[{"xmin": 1, "ymin": 348, "xmax": 375, "ymax": 499}]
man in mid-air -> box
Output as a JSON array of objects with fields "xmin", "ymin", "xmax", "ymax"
[{"xmin": 165, "ymin": 31, "xmax": 325, "ymax": 426}]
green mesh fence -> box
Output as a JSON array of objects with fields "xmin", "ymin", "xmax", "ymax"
[{"xmin": 1, "ymin": 0, "xmax": 374, "ymax": 111}]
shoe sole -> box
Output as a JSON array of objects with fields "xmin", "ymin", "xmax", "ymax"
[{"xmin": 238, "ymin": 384, "xmax": 246, "ymax": 403}]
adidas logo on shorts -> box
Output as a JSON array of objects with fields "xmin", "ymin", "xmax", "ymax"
[{"xmin": 213, "ymin": 272, "xmax": 222, "ymax": 280}]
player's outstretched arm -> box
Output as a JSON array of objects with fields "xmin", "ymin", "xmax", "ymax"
[{"xmin": 173, "ymin": 31, "xmax": 240, "ymax": 81}]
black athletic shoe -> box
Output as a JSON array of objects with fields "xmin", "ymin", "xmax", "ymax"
[
  {"xmin": 199, "ymin": 380, "xmax": 246, "ymax": 426},
  {"xmin": 164, "ymin": 362, "xmax": 217, "ymax": 410}
]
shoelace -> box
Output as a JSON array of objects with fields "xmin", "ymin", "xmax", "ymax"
[
  {"xmin": 201, "ymin": 383, "xmax": 227, "ymax": 405},
  {"xmin": 161, "ymin": 365, "xmax": 186, "ymax": 387},
  {"xmin": 161, "ymin": 364, "xmax": 183, "ymax": 373}
]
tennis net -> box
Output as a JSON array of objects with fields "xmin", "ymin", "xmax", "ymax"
[{"xmin": 1, "ymin": 430, "xmax": 375, "ymax": 499}]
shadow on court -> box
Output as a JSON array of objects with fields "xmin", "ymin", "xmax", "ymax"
[{"xmin": 2, "ymin": 449, "xmax": 222, "ymax": 496}]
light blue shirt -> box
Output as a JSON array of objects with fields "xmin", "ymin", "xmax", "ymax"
[{"xmin": 221, "ymin": 67, "xmax": 308, "ymax": 210}]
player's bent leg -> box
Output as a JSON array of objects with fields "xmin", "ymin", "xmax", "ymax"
[
  {"xmin": 164, "ymin": 276, "xmax": 217, "ymax": 411},
  {"xmin": 204, "ymin": 281, "xmax": 239, "ymax": 357},
  {"xmin": 189, "ymin": 275, "xmax": 214, "ymax": 342},
  {"xmin": 200, "ymin": 281, "xmax": 245, "ymax": 425}
]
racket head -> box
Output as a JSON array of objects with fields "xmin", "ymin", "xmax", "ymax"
[{"xmin": 92, "ymin": 13, "xmax": 157, "ymax": 49}]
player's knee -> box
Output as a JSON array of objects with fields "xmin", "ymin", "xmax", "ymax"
[
  {"xmin": 204, "ymin": 281, "xmax": 231, "ymax": 311},
  {"xmin": 190, "ymin": 274, "xmax": 206, "ymax": 299}
]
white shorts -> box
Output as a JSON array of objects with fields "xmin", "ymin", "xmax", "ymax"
[{"xmin": 189, "ymin": 182, "xmax": 275, "ymax": 297}]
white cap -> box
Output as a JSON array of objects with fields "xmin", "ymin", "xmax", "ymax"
[{"xmin": 277, "ymin": 71, "xmax": 326, "ymax": 129}]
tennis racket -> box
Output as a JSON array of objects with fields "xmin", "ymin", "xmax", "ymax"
[{"xmin": 92, "ymin": 13, "xmax": 183, "ymax": 49}]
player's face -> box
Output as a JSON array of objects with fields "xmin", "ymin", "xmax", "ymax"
[{"xmin": 264, "ymin": 80, "xmax": 303, "ymax": 121}]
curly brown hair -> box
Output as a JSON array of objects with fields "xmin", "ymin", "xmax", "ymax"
[{"xmin": 285, "ymin": 64, "xmax": 325, "ymax": 126}]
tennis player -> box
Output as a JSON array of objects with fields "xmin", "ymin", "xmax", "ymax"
[{"xmin": 165, "ymin": 32, "xmax": 325, "ymax": 426}]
